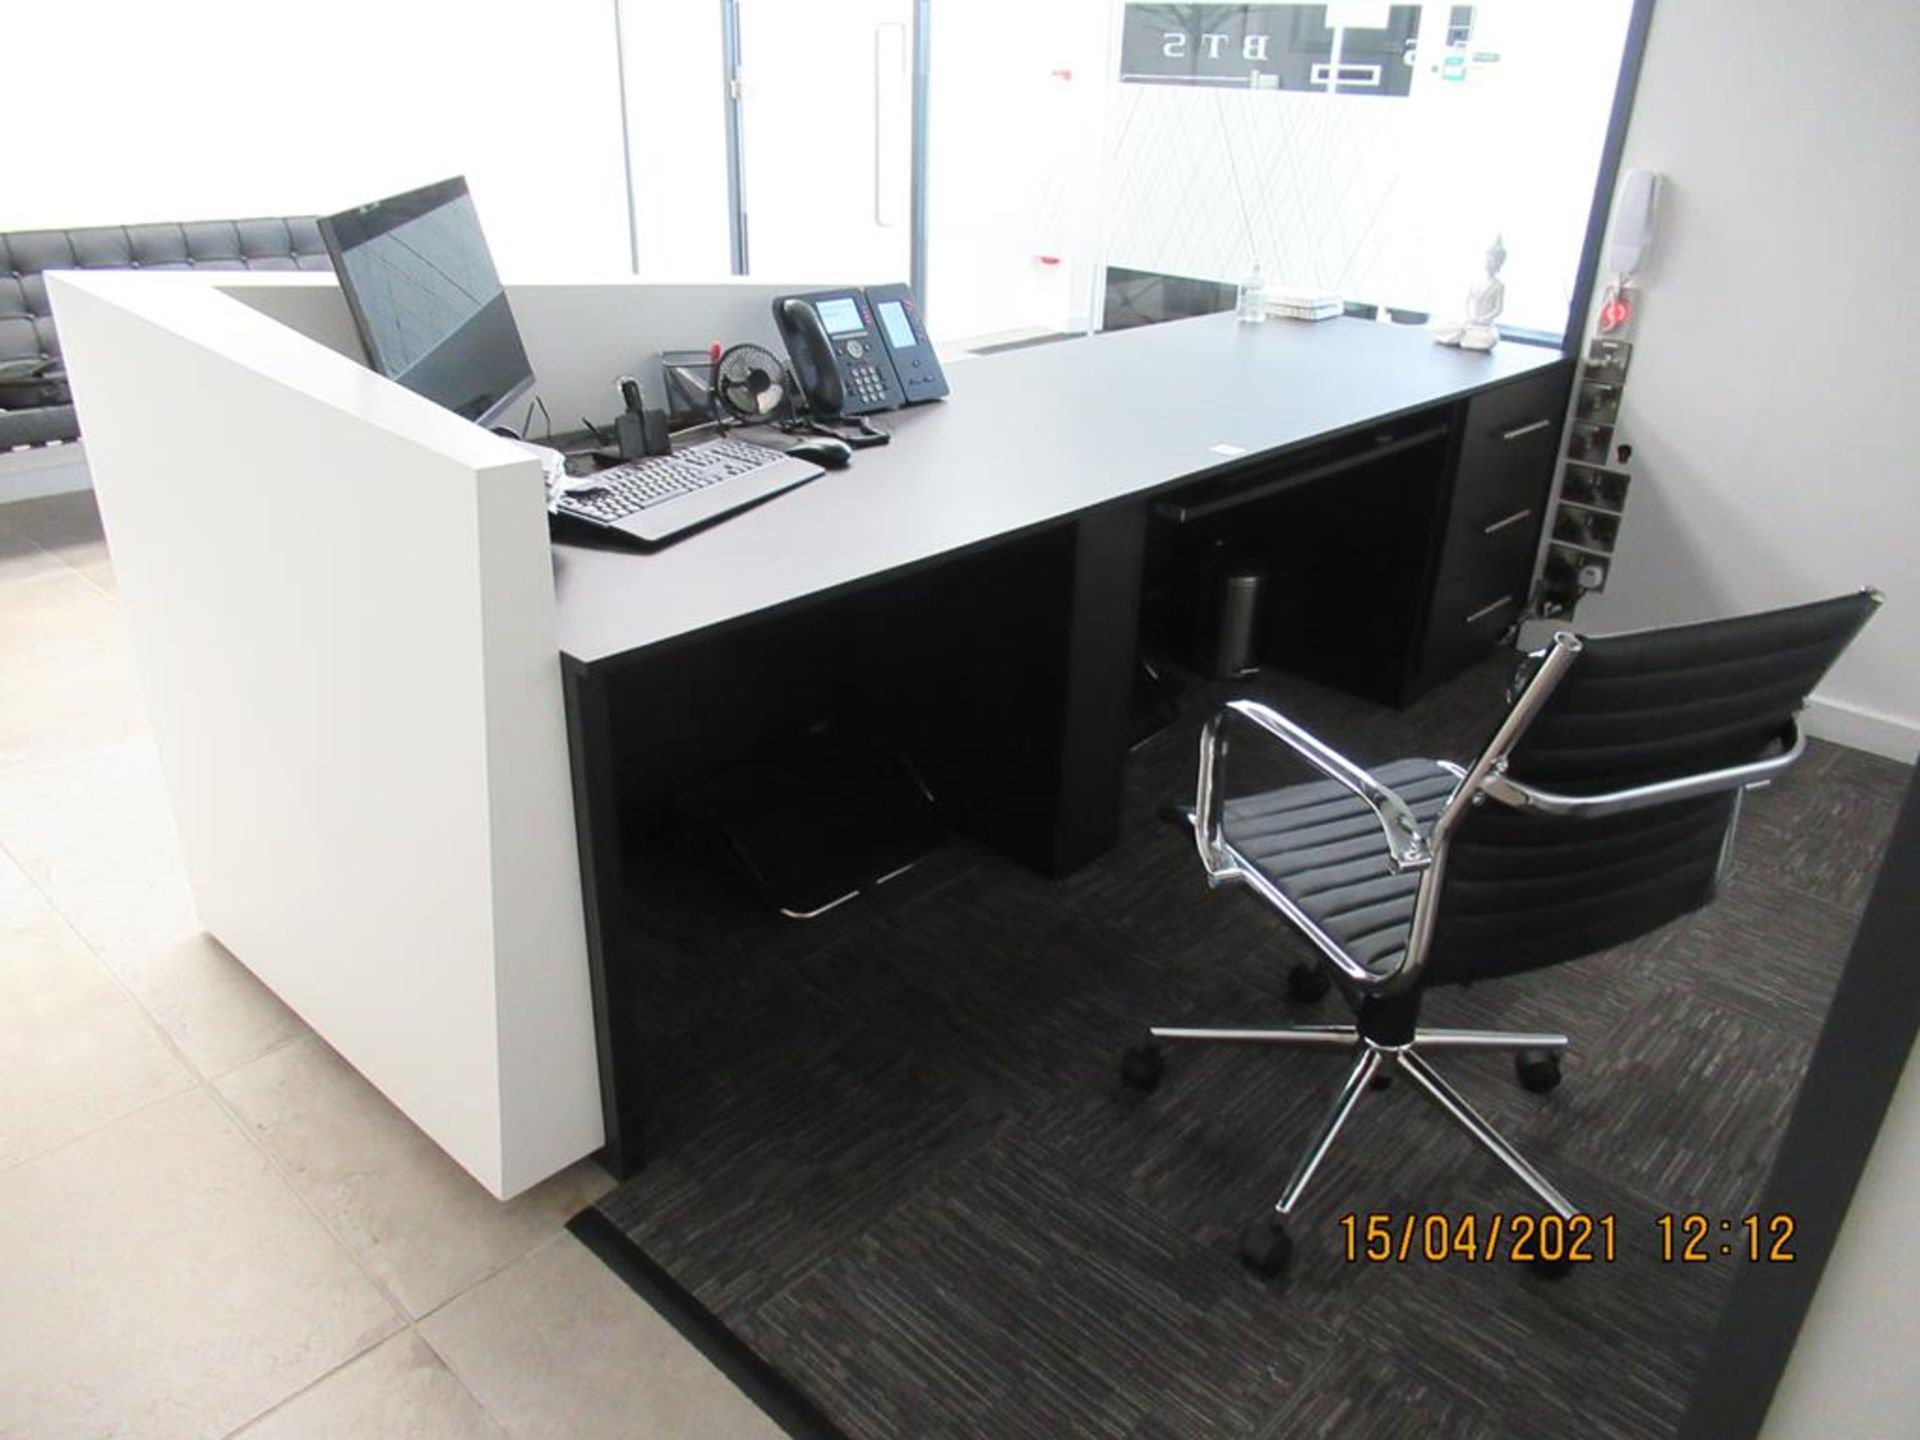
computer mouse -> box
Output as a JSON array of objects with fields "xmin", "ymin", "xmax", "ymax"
[{"xmin": 786, "ymin": 436, "xmax": 854, "ymax": 470}]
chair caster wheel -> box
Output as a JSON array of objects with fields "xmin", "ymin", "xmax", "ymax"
[
  {"xmin": 1120, "ymin": 1044, "xmax": 1166, "ymax": 1092},
  {"xmin": 1369, "ymin": 1071, "xmax": 1394, "ymax": 1091},
  {"xmin": 1239, "ymin": 1216, "xmax": 1294, "ymax": 1276},
  {"xmin": 1515, "ymin": 1050, "xmax": 1563, "ymax": 1094},
  {"xmin": 1286, "ymin": 960, "xmax": 1331, "ymax": 1003}
]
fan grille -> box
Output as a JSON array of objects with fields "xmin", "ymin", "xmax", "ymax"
[{"xmin": 715, "ymin": 344, "xmax": 789, "ymax": 421}]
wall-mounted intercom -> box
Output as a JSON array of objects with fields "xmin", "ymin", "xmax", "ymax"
[
  {"xmin": 1607, "ymin": 169, "xmax": 1662, "ymax": 278},
  {"xmin": 772, "ymin": 285, "xmax": 949, "ymax": 419}
]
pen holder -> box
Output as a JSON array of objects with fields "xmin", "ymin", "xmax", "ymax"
[{"xmin": 661, "ymin": 350, "xmax": 717, "ymax": 427}]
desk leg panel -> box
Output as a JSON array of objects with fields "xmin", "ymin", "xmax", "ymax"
[
  {"xmin": 563, "ymin": 664, "xmax": 647, "ymax": 1179},
  {"xmin": 853, "ymin": 507, "xmax": 1146, "ymax": 878},
  {"xmin": 1050, "ymin": 504, "xmax": 1148, "ymax": 874}
]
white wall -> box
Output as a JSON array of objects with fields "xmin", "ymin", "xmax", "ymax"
[
  {"xmin": 1566, "ymin": 0, "xmax": 1920, "ymax": 760},
  {"xmin": 0, "ymin": 1, "xmax": 631, "ymax": 277}
]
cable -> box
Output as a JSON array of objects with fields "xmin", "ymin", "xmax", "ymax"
[
  {"xmin": 796, "ymin": 413, "xmax": 890, "ymax": 448},
  {"xmin": 517, "ymin": 395, "xmax": 554, "ymax": 444}
]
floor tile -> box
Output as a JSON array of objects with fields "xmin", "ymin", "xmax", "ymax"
[
  {"xmin": 0, "ymin": 738, "xmax": 200, "ymax": 973},
  {"xmin": 0, "ymin": 488, "xmax": 115, "ymax": 592},
  {"xmin": 420, "ymin": 1235, "xmax": 784, "ymax": 1440},
  {"xmin": 0, "ymin": 1089, "xmax": 401, "ymax": 1440},
  {"xmin": 0, "ymin": 552, "xmax": 116, "ymax": 657},
  {"xmin": 0, "ymin": 511, "xmax": 69, "ymax": 588},
  {"xmin": 231, "ymin": 1331, "xmax": 508, "ymax": 1440},
  {"xmin": 128, "ymin": 929, "xmax": 309, "ymax": 1079},
  {"xmin": 0, "ymin": 850, "xmax": 195, "ymax": 1169},
  {"xmin": 0, "ymin": 569, "xmax": 146, "ymax": 761},
  {"xmin": 220, "ymin": 1036, "xmax": 614, "ymax": 1319}
]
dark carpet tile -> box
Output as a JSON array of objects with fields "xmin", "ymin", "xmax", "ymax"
[
  {"xmin": 923, "ymin": 819, "xmax": 1383, "ymax": 1035},
  {"xmin": 609, "ymin": 924, "xmax": 795, "ymax": 1048},
  {"xmin": 1618, "ymin": 867, "xmax": 1861, "ymax": 1035},
  {"xmin": 1045, "ymin": 1052, "xmax": 1725, "ymax": 1440},
  {"xmin": 597, "ymin": 976, "xmax": 1006, "ymax": 1316},
  {"xmin": 1030, "ymin": 1032, "xmax": 1433, "ymax": 1261},
  {"xmin": 1409, "ymin": 953, "xmax": 1654, "ymax": 1069},
  {"xmin": 785, "ymin": 885, "xmax": 1200, "ymax": 1117},
  {"xmin": 1734, "ymin": 742, "xmax": 1909, "ymax": 911},
  {"xmin": 743, "ymin": 1131, "xmax": 1330, "ymax": 1440},
  {"xmin": 1561, "ymin": 982, "xmax": 1823, "ymax": 1217},
  {"xmin": 1326, "ymin": 1163, "xmax": 1727, "ymax": 1440},
  {"xmin": 589, "ymin": 653, "xmax": 1905, "ymax": 1440},
  {"xmin": 1253, "ymin": 1333, "xmax": 1506, "ymax": 1440},
  {"xmin": 1812, "ymin": 736, "xmax": 1913, "ymax": 789}
]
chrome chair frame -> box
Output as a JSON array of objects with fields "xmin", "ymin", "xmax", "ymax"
[{"xmin": 1160, "ymin": 630, "xmax": 1810, "ymax": 1238}]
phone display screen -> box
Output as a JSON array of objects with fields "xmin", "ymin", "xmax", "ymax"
[
  {"xmin": 876, "ymin": 300, "xmax": 917, "ymax": 350},
  {"xmin": 816, "ymin": 297, "xmax": 864, "ymax": 335}
]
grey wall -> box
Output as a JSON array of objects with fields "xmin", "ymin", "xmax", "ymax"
[{"xmin": 1561, "ymin": 0, "xmax": 1920, "ymax": 761}]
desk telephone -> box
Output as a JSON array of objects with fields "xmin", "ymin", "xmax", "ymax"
[{"xmin": 773, "ymin": 285, "xmax": 949, "ymax": 418}]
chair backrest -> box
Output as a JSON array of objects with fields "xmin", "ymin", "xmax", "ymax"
[{"xmin": 1418, "ymin": 591, "xmax": 1880, "ymax": 987}]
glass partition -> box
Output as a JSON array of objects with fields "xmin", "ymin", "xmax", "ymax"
[
  {"xmin": 615, "ymin": 3, "xmax": 1639, "ymax": 346},
  {"xmin": 921, "ymin": 1, "xmax": 1639, "ymax": 346}
]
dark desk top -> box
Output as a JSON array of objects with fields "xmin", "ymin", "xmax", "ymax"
[{"xmin": 551, "ymin": 313, "xmax": 1562, "ymax": 668}]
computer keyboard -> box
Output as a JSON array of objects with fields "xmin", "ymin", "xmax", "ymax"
[
  {"xmin": 552, "ymin": 434, "xmax": 824, "ymax": 545},
  {"xmin": 565, "ymin": 437, "xmax": 793, "ymax": 520}
]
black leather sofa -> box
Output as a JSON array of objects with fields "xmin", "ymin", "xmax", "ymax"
[{"xmin": 0, "ymin": 217, "xmax": 332, "ymax": 452}]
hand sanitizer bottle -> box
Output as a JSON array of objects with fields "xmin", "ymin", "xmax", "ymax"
[{"xmin": 1236, "ymin": 262, "xmax": 1268, "ymax": 324}]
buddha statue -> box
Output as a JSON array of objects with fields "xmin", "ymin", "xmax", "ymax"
[{"xmin": 1434, "ymin": 236, "xmax": 1507, "ymax": 352}]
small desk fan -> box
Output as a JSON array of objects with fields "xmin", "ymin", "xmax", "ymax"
[{"xmin": 712, "ymin": 344, "xmax": 794, "ymax": 425}]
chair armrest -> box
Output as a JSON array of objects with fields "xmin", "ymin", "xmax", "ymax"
[
  {"xmin": 1478, "ymin": 719, "xmax": 1807, "ymax": 818},
  {"xmin": 1194, "ymin": 699, "xmax": 1434, "ymax": 881}
]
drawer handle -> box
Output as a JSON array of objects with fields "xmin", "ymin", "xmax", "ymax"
[
  {"xmin": 1500, "ymin": 418, "xmax": 1554, "ymax": 442},
  {"xmin": 1466, "ymin": 595, "xmax": 1516, "ymax": 625},
  {"xmin": 1483, "ymin": 508, "xmax": 1532, "ymax": 536}
]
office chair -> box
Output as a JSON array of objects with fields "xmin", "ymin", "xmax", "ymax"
[{"xmin": 1120, "ymin": 591, "xmax": 1881, "ymax": 1274}]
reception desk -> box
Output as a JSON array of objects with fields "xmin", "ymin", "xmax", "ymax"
[{"xmin": 50, "ymin": 268, "xmax": 1569, "ymax": 1191}]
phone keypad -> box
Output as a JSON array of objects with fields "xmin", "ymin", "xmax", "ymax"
[{"xmin": 848, "ymin": 362, "xmax": 889, "ymax": 409}]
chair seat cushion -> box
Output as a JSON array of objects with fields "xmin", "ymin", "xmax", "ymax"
[{"xmin": 1222, "ymin": 758, "xmax": 1458, "ymax": 976}]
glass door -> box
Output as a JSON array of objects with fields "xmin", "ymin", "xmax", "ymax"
[{"xmin": 729, "ymin": 0, "xmax": 914, "ymax": 283}]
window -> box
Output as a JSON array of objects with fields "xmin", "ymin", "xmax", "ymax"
[{"xmin": 616, "ymin": 1, "xmax": 1640, "ymax": 347}]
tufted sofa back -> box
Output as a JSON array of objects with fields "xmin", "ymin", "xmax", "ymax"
[{"xmin": 0, "ymin": 217, "xmax": 333, "ymax": 451}]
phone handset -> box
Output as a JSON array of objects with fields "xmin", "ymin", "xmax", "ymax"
[{"xmin": 777, "ymin": 297, "xmax": 846, "ymax": 416}]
